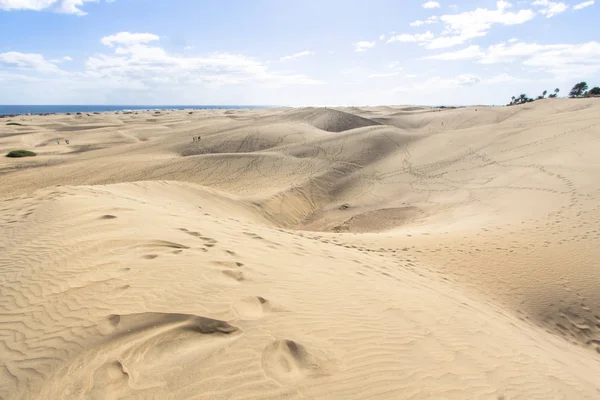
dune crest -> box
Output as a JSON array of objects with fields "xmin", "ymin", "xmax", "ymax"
[{"xmin": 284, "ymin": 107, "xmax": 382, "ymax": 132}]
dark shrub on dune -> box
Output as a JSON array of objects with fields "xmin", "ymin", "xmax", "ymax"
[
  {"xmin": 588, "ymin": 87, "xmax": 600, "ymax": 96},
  {"xmin": 6, "ymin": 150, "xmax": 37, "ymax": 158}
]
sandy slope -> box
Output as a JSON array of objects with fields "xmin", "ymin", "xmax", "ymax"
[{"xmin": 1, "ymin": 100, "xmax": 600, "ymax": 399}]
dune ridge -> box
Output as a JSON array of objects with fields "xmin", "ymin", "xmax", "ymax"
[{"xmin": 1, "ymin": 99, "xmax": 600, "ymax": 399}]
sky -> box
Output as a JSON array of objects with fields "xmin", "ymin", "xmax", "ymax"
[{"xmin": 0, "ymin": 0, "xmax": 598, "ymax": 106}]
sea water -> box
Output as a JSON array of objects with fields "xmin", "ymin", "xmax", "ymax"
[{"xmin": 0, "ymin": 105, "xmax": 269, "ymax": 116}]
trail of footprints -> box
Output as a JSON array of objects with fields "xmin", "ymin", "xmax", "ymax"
[
  {"xmin": 89, "ymin": 216, "xmax": 450, "ymax": 391},
  {"xmin": 179, "ymin": 227, "xmax": 218, "ymax": 249},
  {"xmin": 123, "ymin": 224, "xmax": 323, "ymax": 385}
]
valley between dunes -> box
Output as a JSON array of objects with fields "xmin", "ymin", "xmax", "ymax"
[{"xmin": 1, "ymin": 100, "xmax": 600, "ymax": 399}]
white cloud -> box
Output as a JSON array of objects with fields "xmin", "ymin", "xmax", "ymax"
[
  {"xmin": 423, "ymin": 1, "xmax": 441, "ymax": 8},
  {"xmin": 520, "ymin": 42, "xmax": 600, "ymax": 76},
  {"xmin": 393, "ymin": 73, "xmax": 523, "ymax": 96},
  {"xmin": 410, "ymin": 16, "xmax": 439, "ymax": 27},
  {"xmin": 368, "ymin": 72, "xmax": 400, "ymax": 78},
  {"xmin": 424, "ymin": 44, "xmax": 484, "ymax": 60},
  {"xmin": 58, "ymin": 0, "xmax": 96, "ymax": 15},
  {"xmin": 0, "ymin": 0, "xmax": 100, "ymax": 15},
  {"xmin": 0, "ymin": 51, "xmax": 64, "ymax": 73},
  {"xmin": 423, "ymin": 40, "xmax": 600, "ymax": 77},
  {"xmin": 0, "ymin": 71, "xmax": 47, "ymax": 83},
  {"xmin": 387, "ymin": 31, "xmax": 434, "ymax": 43},
  {"xmin": 354, "ymin": 40, "xmax": 376, "ymax": 52},
  {"xmin": 532, "ymin": 0, "xmax": 568, "ymax": 18},
  {"xmin": 573, "ymin": 0, "xmax": 594, "ymax": 9},
  {"xmin": 481, "ymin": 42, "xmax": 555, "ymax": 64},
  {"xmin": 340, "ymin": 68, "xmax": 361, "ymax": 75},
  {"xmin": 184, "ymin": 45, "xmax": 194, "ymax": 50},
  {"xmin": 508, "ymin": 38, "xmax": 519, "ymax": 43},
  {"xmin": 85, "ymin": 33, "xmax": 321, "ymax": 87},
  {"xmin": 101, "ymin": 32, "xmax": 160, "ymax": 47},
  {"xmin": 0, "ymin": 0, "xmax": 57, "ymax": 11},
  {"xmin": 455, "ymin": 74, "xmax": 482, "ymax": 85},
  {"xmin": 387, "ymin": 2, "xmax": 535, "ymax": 50},
  {"xmin": 427, "ymin": 1, "xmax": 536, "ymax": 49},
  {"xmin": 394, "ymin": 73, "xmax": 481, "ymax": 92},
  {"xmin": 486, "ymin": 73, "xmax": 518, "ymax": 84},
  {"xmin": 280, "ymin": 50, "xmax": 314, "ymax": 61},
  {"xmin": 379, "ymin": 34, "xmax": 386, "ymax": 41},
  {"xmin": 50, "ymin": 55, "xmax": 74, "ymax": 63},
  {"xmin": 366, "ymin": 61, "xmax": 403, "ymax": 78}
]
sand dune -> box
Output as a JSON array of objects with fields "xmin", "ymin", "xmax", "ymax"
[
  {"xmin": 1, "ymin": 99, "xmax": 600, "ymax": 399},
  {"xmin": 281, "ymin": 107, "xmax": 382, "ymax": 132}
]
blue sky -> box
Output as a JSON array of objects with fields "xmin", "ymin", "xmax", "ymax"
[{"xmin": 0, "ymin": 0, "xmax": 598, "ymax": 105}]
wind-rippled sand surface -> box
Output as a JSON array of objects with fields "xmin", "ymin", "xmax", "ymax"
[{"xmin": 1, "ymin": 100, "xmax": 600, "ymax": 399}]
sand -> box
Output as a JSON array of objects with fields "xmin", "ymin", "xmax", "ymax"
[{"xmin": 1, "ymin": 100, "xmax": 600, "ymax": 399}]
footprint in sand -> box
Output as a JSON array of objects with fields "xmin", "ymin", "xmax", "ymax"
[
  {"xmin": 222, "ymin": 270, "xmax": 244, "ymax": 282},
  {"xmin": 206, "ymin": 260, "xmax": 246, "ymax": 283},
  {"xmin": 87, "ymin": 360, "xmax": 131, "ymax": 398},
  {"xmin": 243, "ymin": 231, "xmax": 265, "ymax": 240},
  {"xmin": 232, "ymin": 296, "xmax": 269, "ymax": 319},
  {"xmin": 211, "ymin": 260, "xmax": 244, "ymax": 268},
  {"xmin": 134, "ymin": 240, "xmax": 190, "ymax": 250},
  {"xmin": 261, "ymin": 339, "xmax": 327, "ymax": 384}
]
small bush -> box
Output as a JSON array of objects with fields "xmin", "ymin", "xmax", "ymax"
[
  {"xmin": 587, "ymin": 87, "xmax": 600, "ymax": 96},
  {"xmin": 6, "ymin": 150, "xmax": 37, "ymax": 158},
  {"xmin": 6, "ymin": 122, "xmax": 23, "ymax": 126}
]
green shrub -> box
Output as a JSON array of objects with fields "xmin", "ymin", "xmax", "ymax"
[{"xmin": 5, "ymin": 150, "xmax": 37, "ymax": 158}]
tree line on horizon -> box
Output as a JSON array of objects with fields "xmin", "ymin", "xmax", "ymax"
[{"xmin": 508, "ymin": 82, "xmax": 600, "ymax": 106}]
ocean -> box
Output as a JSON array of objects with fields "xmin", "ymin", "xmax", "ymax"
[{"xmin": 0, "ymin": 105, "xmax": 269, "ymax": 116}]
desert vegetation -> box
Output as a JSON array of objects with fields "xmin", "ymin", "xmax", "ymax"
[
  {"xmin": 508, "ymin": 81, "xmax": 600, "ymax": 106},
  {"xmin": 5, "ymin": 150, "xmax": 37, "ymax": 158},
  {"xmin": 508, "ymin": 88, "xmax": 559, "ymax": 105},
  {"xmin": 570, "ymin": 82, "xmax": 600, "ymax": 98}
]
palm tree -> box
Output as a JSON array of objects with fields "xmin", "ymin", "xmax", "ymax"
[
  {"xmin": 542, "ymin": 90, "xmax": 547, "ymax": 98},
  {"xmin": 569, "ymin": 82, "xmax": 588, "ymax": 98},
  {"xmin": 519, "ymin": 94, "xmax": 527, "ymax": 104},
  {"xmin": 548, "ymin": 88, "xmax": 559, "ymax": 98},
  {"xmin": 511, "ymin": 96, "xmax": 516, "ymax": 105}
]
